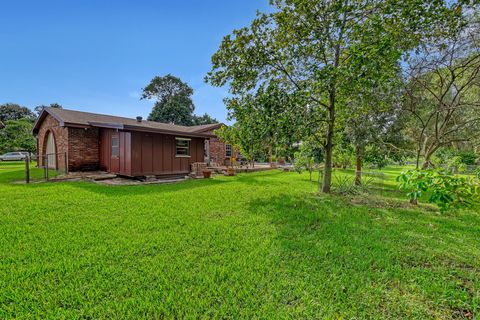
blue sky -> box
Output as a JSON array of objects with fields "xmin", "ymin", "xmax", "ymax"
[{"xmin": 0, "ymin": 1, "xmax": 271, "ymax": 123}]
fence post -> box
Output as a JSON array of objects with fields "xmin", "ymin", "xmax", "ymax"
[
  {"xmin": 25, "ymin": 156, "xmax": 30, "ymax": 184},
  {"xmin": 44, "ymin": 154, "xmax": 49, "ymax": 181},
  {"xmin": 64, "ymin": 152, "xmax": 68, "ymax": 175}
]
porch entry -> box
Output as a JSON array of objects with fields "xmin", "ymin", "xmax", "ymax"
[
  {"xmin": 111, "ymin": 133, "xmax": 120, "ymax": 172},
  {"xmin": 204, "ymin": 140, "xmax": 210, "ymax": 164}
]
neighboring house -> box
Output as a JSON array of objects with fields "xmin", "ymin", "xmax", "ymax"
[{"xmin": 32, "ymin": 107, "xmax": 223, "ymax": 177}]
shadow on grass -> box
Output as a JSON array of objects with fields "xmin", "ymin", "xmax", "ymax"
[
  {"xmin": 246, "ymin": 193, "xmax": 480, "ymax": 317},
  {"xmin": 66, "ymin": 177, "xmax": 231, "ymax": 197}
]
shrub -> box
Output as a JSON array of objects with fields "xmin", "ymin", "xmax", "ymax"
[
  {"xmin": 396, "ymin": 170, "xmax": 432, "ymax": 205},
  {"xmin": 397, "ymin": 169, "xmax": 479, "ymax": 213},
  {"xmin": 446, "ymin": 156, "xmax": 467, "ymax": 173},
  {"xmin": 458, "ymin": 151, "xmax": 477, "ymax": 165},
  {"xmin": 333, "ymin": 174, "xmax": 357, "ymax": 195},
  {"xmin": 294, "ymin": 150, "xmax": 316, "ymax": 181}
]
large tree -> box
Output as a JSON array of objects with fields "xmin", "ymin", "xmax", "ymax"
[
  {"xmin": 403, "ymin": 9, "xmax": 480, "ymax": 169},
  {"xmin": 206, "ymin": 0, "xmax": 452, "ymax": 192},
  {"xmin": 0, "ymin": 103, "xmax": 36, "ymax": 123},
  {"xmin": 142, "ymin": 74, "xmax": 217, "ymax": 126},
  {"xmin": 142, "ymin": 75, "xmax": 195, "ymax": 125},
  {"xmin": 0, "ymin": 119, "xmax": 36, "ymax": 153}
]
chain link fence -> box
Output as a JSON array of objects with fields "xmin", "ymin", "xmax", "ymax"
[{"xmin": 24, "ymin": 152, "xmax": 68, "ymax": 183}]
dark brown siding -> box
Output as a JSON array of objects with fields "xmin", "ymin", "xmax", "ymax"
[
  {"xmin": 130, "ymin": 131, "xmax": 205, "ymax": 176},
  {"xmin": 99, "ymin": 129, "xmax": 132, "ymax": 176}
]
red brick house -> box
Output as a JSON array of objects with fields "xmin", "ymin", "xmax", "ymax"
[
  {"xmin": 33, "ymin": 107, "xmax": 227, "ymax": 177},
  {"xmin": 189, "ymin": 123, "xmax": 239, "ymax": 166}
]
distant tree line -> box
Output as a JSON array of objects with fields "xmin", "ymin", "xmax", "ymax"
[{"xmin": 0, "ymin": 103, "xmax": 62, "ymax": 154}]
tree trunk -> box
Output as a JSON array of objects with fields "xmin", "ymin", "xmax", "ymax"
[
  {"xmin": 322, "ymin": 93, "xmax": 335, "ymax": 193},
  {"xmin": 354, "ymin": 145, "xmax": 363, "ymax": 186},
  {"xmin": 421, "ymin": 145, "xmax": 438, "ymax": 169},
  {"xmin": 416, "ymin": 148, "xmax": 421, "ymax": 169}
]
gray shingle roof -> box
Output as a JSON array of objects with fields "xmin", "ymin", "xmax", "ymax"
[{"xmin": 33, "ymin": 107, "xmax": 223, "ymax": 137}]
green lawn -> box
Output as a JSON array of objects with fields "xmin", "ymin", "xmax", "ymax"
[{"xmin": 1, "ymin": 162, "xmax": 479, "ymax": 319}]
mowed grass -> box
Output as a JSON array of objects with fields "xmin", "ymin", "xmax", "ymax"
[{"xmin": 0, "ymin": 162, "xmax": 479, "ymax": 319}]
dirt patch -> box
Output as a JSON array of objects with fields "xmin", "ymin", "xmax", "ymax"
[{"xmin": 93, "ymin": 176, "xmax": 187, "ymax": 186}]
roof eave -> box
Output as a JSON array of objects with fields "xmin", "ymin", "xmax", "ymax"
[
  {"xmin": 32, "ymin": 108, "xmax": 66, "ymax": 135},
  {"xmin": 87, "ymin": 121, "xmax": 124, "ymax": 130},
  {"xmin": 190, "ymin": 123, "xmax": 225, "ymax": 133},
  {"xmin": 123, "ymin": 124, "xmax": 214, "ymax": 138}
]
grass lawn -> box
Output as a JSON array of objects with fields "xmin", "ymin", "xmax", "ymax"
[{"xmin": 1, "ymin": 162, "xmax": 479, "ymax": 318}]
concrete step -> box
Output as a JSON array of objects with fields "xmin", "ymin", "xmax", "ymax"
[{"xmin": 85, "ymin": 173, "xmax": 117, "ymax": 181}]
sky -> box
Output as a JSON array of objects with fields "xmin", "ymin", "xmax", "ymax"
[{"xmin": 0, "ymin": 1, "xmax": 271, "ymax": 123}]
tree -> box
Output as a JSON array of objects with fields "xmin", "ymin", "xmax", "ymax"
[
  {"xmin": 142, "ymin": 74, "xmax": 218, "ymax": 126},
  {"xmin": 142, "ymin": 75, "xmax": 195, "ymax": 125},
  {"xmin": 34, "ymin": 103, "xmax": 62, "ymax": 116},
  {"xmin": 206, "ymin": 0, "xmax": 451, "ymax": 192},
  {"xmin": 294, "ymin": 142, "xmax": 318, "ymax": 182},
  {"xmin": 403, "ymin": 7, "xmax": 480, "ymax": 169},
  {"xmin": 224, "ymin": 82, "xmax": 306, "ymax": 166},
  {"xmin": 0, "ymin": 119, "xmax": 36, "ymax": 153},
  {"xmin": 192, "ymin": 113, "xmax": 218, "ymax": 125},
  {"xmin": 0, "ymin": 103, "xmax": 36, "ymax": 122},
  {"xmin": 343, "ymin": 79, "xmax": 404, "ymax": 184},
  {"xmin": 215, "ymin": 100, "xmax": 265, "ymax": 168}
]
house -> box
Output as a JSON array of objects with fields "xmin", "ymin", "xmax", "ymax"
[
  {"xmin": 189, "ymin": 123, "xmax": 237, "ymax": 167},
  {"xmin": 32, "ymin": 107, "xmax": 229, "ymax": 177}
]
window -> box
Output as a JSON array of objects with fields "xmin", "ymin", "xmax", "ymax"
[
  {"xmin": 176, "ymin": 138, "xmax": 190, "ymax": 157},
  {"xmin": 225, "ymin": 144, "xmax": 232, "ymax": 157},
  {"xmin": 111, "ymin": 136, "xmax": 119, "ymax": 157}
]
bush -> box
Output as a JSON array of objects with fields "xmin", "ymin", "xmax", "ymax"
[
  {"xmin": 333, "ymin": 174, "xmax": 356, "ymax": 195},
  {"xmin": 475, "ymin": 167, "xmax": 480, "ymax": 180},
  {"xmin": 364, "ymin": 145, "xmax": 390, "ymax": 169},
  {"xmin": 458, "ymin": 151, "xmax": 477, "ymax": 165},
  {"xmin": 397, "ymin": 169, "xmax": 479, "ymax": 213},
  {"xmin": 294, "ymin": 150, "xmax": 316, "ymax": 181},
  {"xmin": 446, "ymin": 156, "xmax": 467, "ymax": 173}
]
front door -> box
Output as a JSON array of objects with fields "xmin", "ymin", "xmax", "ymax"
[{"xmin": 110, "ymin": 133, "xmax": 120, "ymax": 173}]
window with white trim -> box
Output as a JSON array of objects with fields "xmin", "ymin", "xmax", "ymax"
[
  {"xmin": 225, "ymin": 144, "xmax": 232, "ymax": 157},
  {"xmin": 111, "ymin": 136, "xmax": 119, "ymax": 157},
  {"xmin": 176, "ymin": 138, "xmax": 190, "ymax": 156}
]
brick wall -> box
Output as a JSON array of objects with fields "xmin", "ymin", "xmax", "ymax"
[
  {"xmin": 208, "ymin": 138, "xmax": 242, "ymax": 166},
  {"xmin": 36, "ymin": 114, "xmax": 100, "ymax": 171},
  {"xmin": 68, "ymin": 127, "xmax": 100, "ymax": 171},
  {"xmin": 209, "ymin": 138, "xmax": 227, "ymax": 166},
  {"xmin": 36, "ymin": 115, "xmax": 68, "ymax": 170}
]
